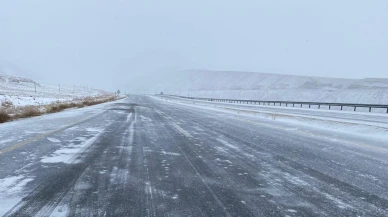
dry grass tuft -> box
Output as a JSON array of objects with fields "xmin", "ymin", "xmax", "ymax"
[
  {"xmin": 45, "ymin": 104, "xmax": 61, "ymax": 113},
  {"xmin": 17, "ymin": 106, "xmax": 42, "ymax": 118},
  {"xmin": 0, "ymin": 109, "xmax": 11, "ymax": 123}
]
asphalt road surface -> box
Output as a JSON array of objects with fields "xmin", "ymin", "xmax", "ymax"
[{"xmin": 0, "ymin": 95, "xmax": 387, "ymax": 216}]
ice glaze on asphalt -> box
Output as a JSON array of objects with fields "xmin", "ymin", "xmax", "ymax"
[{"xmin": 0, "ymin": 95, "xmax": 387, "ymax": 216}]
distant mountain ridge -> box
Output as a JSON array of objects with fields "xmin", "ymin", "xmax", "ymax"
[{"xmin": 129, "ymin": 70, "xmax": 388, "ymax": 104}]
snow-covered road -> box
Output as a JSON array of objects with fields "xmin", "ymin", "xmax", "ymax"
[{"xmin": 0, "ymin": 95, "xmax": 387, "ymax": 216}]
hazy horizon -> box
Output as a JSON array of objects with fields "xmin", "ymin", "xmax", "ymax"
[{"xmin": 1, "ymin": 0, "xmax": 387, "ymax": 91}]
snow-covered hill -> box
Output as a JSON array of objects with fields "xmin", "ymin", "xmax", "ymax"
[
  {"xmin": 129, "ymin": 70, "xmax": 388, "ymax": 104},
  {"xmin": 0, "ymin": 63, "xmax": 108, "ymax": 106}
]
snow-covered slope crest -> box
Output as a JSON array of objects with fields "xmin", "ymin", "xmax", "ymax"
[
  {"xmin": 129, "ymin": 70, "xmax": 388, "ymax": 104},
  {"xmin": 0, "ymin": 75, "xmax": 38, "ymax": 87},
  {"xmin": 0, "ymin": 62, "xmax": 38, "ymax": 87}
]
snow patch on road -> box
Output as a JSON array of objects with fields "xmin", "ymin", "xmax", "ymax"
[
  {"xmin": 41, "ymin": 128, "xmax": 104, "ymax": 164},
  {"xmin": 0, "ymin": 175, "xmax": 33, "ymax": 195},
  {"xmin": 216, "ymin": 138, "xmax": 240, "ymax": 151},
  {"xmin": 47, "ymin": 137, "xmax": 61, "ymax": 143},
  {"xmin": 322, "ymin": 192, "xmax": 353, "ymax": 209},
  {"xmin": 140, "ymin": 115, "xmax": 153, "ymax": 122},
  {"xmin": 0, "ymin": 138, "xmax": 15, "ymax": 144},
  {"xmin": 0, "ymin": 175, "xmax": 34, "ymax": 216},
  {"xmin": 171, "ymin": 123, "xmax": 192, "ymax": 138}
]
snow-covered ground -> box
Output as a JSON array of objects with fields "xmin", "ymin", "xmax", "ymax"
[
  {"xmin": 0, "ymin": 81, "xmax": 108, "ymax": 107},
  {"xmin": 155, "ymin": 95, "xmax": 388, "ymax": 142},
  {"xmin": 129, "ymin": 70, "xmax": 388, "ymax": 104},
  {"xmin": 0, "ymin": 63, "xmax": 109, "ymax": 107}
]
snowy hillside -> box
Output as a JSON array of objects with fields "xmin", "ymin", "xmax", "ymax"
[
  {"xmin": 129, "ymin": 70, "xmax": 388, "ymax": 104},
  {"xmin": 0, "ymin": 63, "xmax": 108, "ymax": 106}
]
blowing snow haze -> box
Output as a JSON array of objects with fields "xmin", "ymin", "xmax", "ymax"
[
  {"xmin": 0, "ymin": 0, "xmax": 387, "ymax": 91},
  {"xmin": 2, "ymin": 1, "xmax": 388, "ymax": 216}
]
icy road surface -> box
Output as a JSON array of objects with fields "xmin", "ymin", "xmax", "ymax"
[{"xmin": 0, "ymin": 95, "xmax": 387, "ymax": 216}]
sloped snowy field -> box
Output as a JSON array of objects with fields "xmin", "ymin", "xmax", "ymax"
[
  {"xmin": 0, "ymin": 76, "xmax": 108, "ymax": 106},
  {"xmin": 131, "ymin": 70, "xmax": 388, "ymax": 104},
  {"xmin": 0, "ymin": 63, "xmax": 109, "ymax": 107}
]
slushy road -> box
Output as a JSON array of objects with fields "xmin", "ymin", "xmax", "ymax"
[{"xmin": 0, "ymin": 95, "xmax": 387, "ymax": 216}]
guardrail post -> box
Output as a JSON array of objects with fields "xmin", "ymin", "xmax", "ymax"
[
  {"xmin": 300, "ymin": 104, "xmax": 302, "ymax": 107},
  {"xmin": 341, "ymin": 106, "xmax": 343, "ymax": 110},
  {"xmin": 318, "ymin": 105, "xmax": 320, "ymax": 109},
  {"xmin": 273, "ymin": 103, "xmax": 275, "ymax": 106},
  {"xmin": 387, "ymin": 108, "xmax": 388, "ymax": 113},
  {"xmin": 293, "ymin": 103, "xmax": 295, "ymax": 107},
  {"xmin": 369, "ymin": 107, "xmax": 371, "ymax": 112},
  {"xmin": 354, "ymin": 107, "xmax": 356, "ymax": 111},
  {"xmin": 286, "ymin": 103, "xmax": 288, "ymax": 107},
  {"xmin": 329, "ymin": 105, "xmax": 331, "ymax": 110},
  {"xmin": 309, "ymin": 104, "xmax": 311, "ymax": 108}
]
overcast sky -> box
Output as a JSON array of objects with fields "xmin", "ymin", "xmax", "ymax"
[{"xmin": 0, "ymin": 0, "xmax": 387, "ymax": 90}]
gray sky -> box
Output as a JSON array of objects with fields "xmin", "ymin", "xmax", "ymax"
[{"xmin": 0, "ymin": 0, "xmax": 387, "ymax": 90}]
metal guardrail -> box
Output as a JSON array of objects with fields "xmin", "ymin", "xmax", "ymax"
[{"xmin": 162, "ymin": 94, "xmax": 388, "ymax": 113}]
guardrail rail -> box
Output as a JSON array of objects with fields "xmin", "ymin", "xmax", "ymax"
[{"xmin": 161, "ymin": 94, "xmax": 388, "ymax": 113}]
